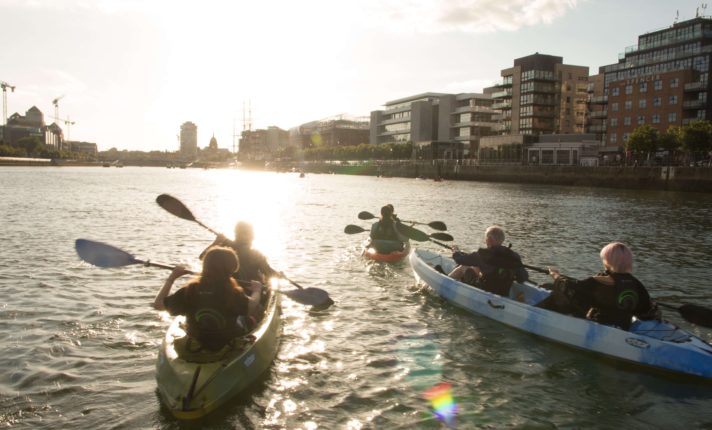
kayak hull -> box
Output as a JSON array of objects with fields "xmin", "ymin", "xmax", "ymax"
[
  {"xmin": 363, "ymin": 239, "xmax": 411, "ymax": 263},
  {"xmin": 156, "ymin": 289, "xmax": 281, "ymax": 419},
  {"xmin": 410, "ymin": 248, "xmax": 712, "ymax": 380}
]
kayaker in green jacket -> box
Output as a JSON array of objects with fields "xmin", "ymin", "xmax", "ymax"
[
  {"xmin": 369, "ymin": 205, "xmax": 408, "ymax": 253},
  {"xmin": 153, "ymin": 246, "xmax": 262, "ymax": 351},
  {"xmin": 535, "ymin": 242, "xmax": 660, "ymax": 330}
]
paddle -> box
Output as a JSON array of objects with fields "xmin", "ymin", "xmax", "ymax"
[
  {"xmin": 357, "ymin": 211, "xmax": 447, "ymax": 231},
  {"xmin": 156, "ymin": 194, "xmax": 333, "ymax": 307},
  {"xmin": 344, "ymin": 225, "xmax": 453, "ymax": 242},
  {"xmin": 521, "ymin": 263, "xmax": 712, "ymax": 329},
  {"xmin": 75, "ymin": 239, "xmax": 332, "ymax": 307}
]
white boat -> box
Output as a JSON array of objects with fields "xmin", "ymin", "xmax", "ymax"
[{"xmin": 410, "ymin": 248, "xmax": 712, "ymax": 380}]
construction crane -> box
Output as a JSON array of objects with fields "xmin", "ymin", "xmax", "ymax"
[
  {"xmin": 50, "ymin": 115, "xmax": 76, "ymax": 141},
  {"xmin": 52, "ymin": 95, "xmax": 65, "ymax": 121},
  {"xmin": 1, "ymin": 80, "xmax": 16, "ymax": 126}
]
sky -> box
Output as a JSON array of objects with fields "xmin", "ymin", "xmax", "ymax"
[{"xmin": 0, "ymin": 0, "xmax": 706, "ymax": 151}]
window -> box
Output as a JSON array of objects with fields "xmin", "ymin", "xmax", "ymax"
[
  {"xmin": 610, "ymin": 118, "xmax": 618, "ymax": 127},
  {"xmin": 625, "ymin": 100, "xmax": 632, "ymax": 110},
  {"xmin": 611, "ymin": 102, "xmax": 619, "ymax": 112},
  {"xmin": 610, "ymin": 133, "xmax": 617, "ymax": 143},
  {"xmin": 669, "ymin": 95, "xmax": 678, "ymax": 104},
  {"xmin": 668, "ymin": 112, "xmax": 677, "ymax": 122},
  {"xmin": 639, "ymin": 82, "xmax": 647, "ymax": 92},
  {"xmin": 611, "ymin": 87, "xmax": 620, "ymax": 96},
  {"xmin": 625, "ymin": 85, "xmax": 633, "ymax": 95},
  {"xmin": 639, "ymin": 99, "xmax": 647, "ymax": 108},
  {"xmin": 698, "ymin": 109, "xmax": 707, "ymax": 119},
  {"xmin": 637, "ymin": 115, "xmax": 645, "ymax": 125},
  {"xmin": 654, "ymin": 80, "xmax": 662, "ymax": 90},
  {"xmin": 652, "ymin": 114, "xmax": 660, "ymax": 124},
  {"xmin": 670, "ymin": 78, "xmax": 679, "ymax": 88},
  {"xmin": 624, "ymin": 116, "xmax": 631, "ymax": 126},
  {"xmin": 653, "ymin": 96, "xmax": 661, "ymax": 107},
  {"xmin": 623, "ymin": 133, "xmax": 630, "ymax": 142}
]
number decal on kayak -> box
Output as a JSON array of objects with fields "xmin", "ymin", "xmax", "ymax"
[
  {"xmin": 244, "ymin": 353, "xmax": 256, "ymax": 367},
  {"xmin": 625, "ymin": 338, "xmax": 650, "ymax": 349}
]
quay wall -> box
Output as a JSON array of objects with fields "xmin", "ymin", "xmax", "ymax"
[{"xmin": 275, "ymin": 161, "xmax": 712, "ymax": 193}]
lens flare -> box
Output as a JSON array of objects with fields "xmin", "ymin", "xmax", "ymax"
[{"xmin": 423, "ymin": 382, "xmax": 457, "ymax": 427}]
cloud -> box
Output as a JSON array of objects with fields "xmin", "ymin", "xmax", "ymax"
[{"xmin": 368, "ymin": 0, "xmax": 578, "ymax": 34}]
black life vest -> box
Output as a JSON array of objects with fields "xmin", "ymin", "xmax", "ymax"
[
  {"xmin": 184, "ymin": 283, "xmax": 245, "ymax": 351},
  {"xmin": 587, "ymin": 273, "xmax": 653, "ymax": 330},
  {"xmin": 477, "ymin": 245, "xmax": 523, "ymax": 296}
]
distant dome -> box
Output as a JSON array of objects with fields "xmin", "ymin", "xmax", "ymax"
[{"xmin": 209, "ymin": 134, "xmax": 218, "ymax": 150}]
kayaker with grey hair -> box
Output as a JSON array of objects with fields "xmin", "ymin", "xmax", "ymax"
[
  {"xmin": 535, "ymin": 242, "xmax": 659, "ymax": 330},
  {"xmin": 446, "ymin": 225, "xmax": 528, "ymax": 296}
]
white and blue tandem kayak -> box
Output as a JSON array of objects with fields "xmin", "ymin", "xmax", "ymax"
[{"xmin": 410, "ymin": 249, "xmax": 712, "ymax": 381}]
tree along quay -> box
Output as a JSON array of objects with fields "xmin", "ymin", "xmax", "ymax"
[{"xmin": 267, "ymin": 160, "xmax": 712, "ymax": 193}]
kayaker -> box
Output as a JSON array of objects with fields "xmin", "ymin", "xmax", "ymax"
[
  {"xmin": 202, "ymin": 221, "xmax": 277, "ymax": 284},
  {"xmin": 446, "ymin": 225, "xmax": 528, "ymax": 296},
  {"xmin": 535, "ymin": 242, "xmax": 660, "ymax": 330},
  {"xmin": 369, "ymin": 204, "xmax": 408, "ymax": 253},
  {"xmin": 153, "ymin": 246, "xmax": 262, "ymax": 351}
]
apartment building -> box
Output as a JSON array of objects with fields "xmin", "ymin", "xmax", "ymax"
[
  {"xmin": 491, "ymin": 53, "xmax": 589, "ymax": 135},
  {"xmin": 597, "ymin": 16, "xmax": 712, "ymax": 147},
  {"xmin": 179, "ymin": 121, "xmax": 198, "ymax": 157},
  {"xmin": 370, "ymin": 92, "xmax": 497, "ymax": 158}
]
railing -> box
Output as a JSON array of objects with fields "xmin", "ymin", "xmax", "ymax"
[
  {"xmin": 684, "ymin": 81, "xmax": 707, "ymax": 91},
  {"xmin": 588, "ymin": 95, "xmax": 609, "ymax": 104},
  {"xmin": 589, "ymin": 110, "xmax": 608, "ymax": 119},
  {"xmin": 492, "ymin": 101, "xmax": 512, "ymax": 110},
  {"xmin": 683, "ymin": 99, "xmax": 706, "ymax": 109}
]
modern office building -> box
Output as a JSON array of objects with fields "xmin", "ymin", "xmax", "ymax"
[
  {"xmin": 179, "ymin": 121, "xmax": 198, "ymax": 157},
  {"xmin": 291, "ymin": 115, "xmax": 369, "ymax": 149},
  {"xmin": 2, "ymin": 106, "xmax": 64, "ymax": 150},
  {"xmin": 491, "ymin": 53, "xmax": 589, "ymax": 135},
  {"xmin": 370, "ymin": 92, "xmax": 498, "ymax": 159},
  {"xmin": 598, "ymin": 16, "xmax": 712, "ymax": 147}
]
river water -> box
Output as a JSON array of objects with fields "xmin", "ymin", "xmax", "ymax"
[{"xmin": 1, "ymin": 166, "xmax": 712, "ymax": 429}]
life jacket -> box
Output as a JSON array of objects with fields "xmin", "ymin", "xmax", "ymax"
[
  {"xmin": 477, "ymin": 245, "xmax": 523, "ymax": 296},
  {"xmin": 586, "ymin": 272, "xmax": 653, "ymax": 330},
  {"xmin": 371, "ymin": 220, "xmax": 400, "ymax": 241},
  {"xmin": 184, "ymin": 283, "xmax": 245, "ymax": 351}
]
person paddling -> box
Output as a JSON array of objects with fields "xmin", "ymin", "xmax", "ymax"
[
  {"xmin": 535, "ymin": 242, "xmax": 660, "ymax": 330},
  {"xmin": 369, "ymin": 204, "xmax": 408, "ymax": 253},
  {"xmin": 445, "ymin": 225, "xmax": 528, "ymax": 297},
  {"xmin": 153, "ymin": 246, "xmax": 262, "ymax": 352},
  {"xmin": 201, "ymin": 221, "xmax": 277, "ymax": 284}
]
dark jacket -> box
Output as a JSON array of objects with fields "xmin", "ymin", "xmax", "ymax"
[
  {"xmin": 537, "ymin": 272, "xmax": 657, "ymax": 330},
  {"xmin": 370, "ymin": 219, "xmax": 406, "ymax": 242},
  {"xmin": 230, "ymin": 242, "xmax": 274, "ymax": 283},
  {"xmin": 164, "ymin": 281, "xmax": 249, "ymax": 351},
  {"xmin": 452, "ymin": 245, "xmax": 528, "ymax": 296}
]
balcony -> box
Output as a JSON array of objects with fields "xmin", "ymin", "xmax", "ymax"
[
  {"xmin": 683, "ymin": 99, "xmax": 707, "ymax": 109},
  {"xmin": 589, "ymin": 110, "xmax": 608, "ymax": 119},
  {"xmin": 588, "ymin": 124, "xmax": 607, "ymax": 133},
  {"xmin": 452, "ymin": 105, "xmax": 495, "ymax": 114},
  {"xmin": 492, "ymin": 101, "xmax": 512, "ymax": 110},
  {"xmin": 491, "ymin": 89, "xmax": 513, "ymax": 99},
  {"xmin": 684, "ymin": 81, "xmax": 708, "ymax": 92},
  {"xmin": 588, "ymin": 95, "xmax": 608, "ymax": 104}
]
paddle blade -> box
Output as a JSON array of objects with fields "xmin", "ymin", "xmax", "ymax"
[
  {"xmin": 427, "ymin": 221, "xmax": 448, "ymax": 231},
  {"xmin": 156, "ymin": 194, "xmax": 197, "ymax": 222},
  {"xmin": 430, "ymin": 232, "xmax": 454, "ymax": 241},
  {"xmin": 357, "ymin": 211, "xmax": 377, "ymax": 220},
  {"xmin": 677, "ymin": 304, "xmax": 712, "ymax": 328},
  {"xmin": 345, "ymin": 224, "xmax": 368, "ymax": 234},
  {"xmin": 397, "ymin": 223, "xmax": 429, "ymax": 242},
  {"xmin": 75, "ymin": 239, "xmax": 139, "ymax": 268},
  {"xmin": 282, "ymin": 287, "xmax": 334, "ymax": 308}
]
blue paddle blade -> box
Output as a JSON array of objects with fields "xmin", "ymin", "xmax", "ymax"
[{"xmin": 75, "ymin": 239, "xmax": 139, "ymax": 268}]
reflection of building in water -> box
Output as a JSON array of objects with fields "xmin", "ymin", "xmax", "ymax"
[
  {"xmin": 291, "ymin": 114, "xmax": 369, "ymax": 149},
  {"xmin": 179, "ymin": 121, "xmax": 198, "ymax": 158},
  {"xmin": 2, "ymin": 105, "xmax": 64, "ymax": 150}
]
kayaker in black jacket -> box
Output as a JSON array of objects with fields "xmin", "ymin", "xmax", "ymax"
[
  {"xmin": 535, "ymin": 242, "xmax": 660, "ymax": 330},
  {"xmin": 447, "ymin": 225, "xmax": 528, "ymax": 297},
  {"xmin": 153, "ymin": 246, "xmax": 262, "ymax": 351},
  {"xmin": 201, "ymin": 221, "xmax": 277, "ymax": 284}
]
